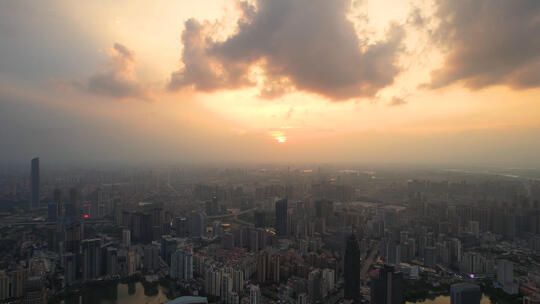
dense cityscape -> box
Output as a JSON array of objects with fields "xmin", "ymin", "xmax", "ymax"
[
  {"xmin": 2, "ymin": 0, "xmax": 540, "ymax": 303},
  {"xmin": 1, "ymin": 160, "xmax": 540, "ymax": 303}
]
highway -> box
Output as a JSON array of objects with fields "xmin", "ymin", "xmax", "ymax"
[
  {"xmin": 206, "ymin": 207, "xmax": 258, "ymax": 220},
  {"xmin": 1, "ymin": 219, "xmax": 113, "ymax": 227},
  {"xmin": 360, "ymin": 242, "xmax": 380, "ymax": 281}
]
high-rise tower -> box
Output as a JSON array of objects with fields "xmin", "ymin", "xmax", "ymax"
[
  {"xmin": 344, "ymin": 234, "xmax": 361, "ymax": 302},
  {"xmin": 30, "ymin": 157, "xmax": 39, "ymax": 209},
  {"xmin": 275, "ymin": 199, "xmax": 288, "ymax": 237}
]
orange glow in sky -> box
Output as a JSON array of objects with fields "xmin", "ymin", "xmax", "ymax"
[
  {"xmin": 1, "ymin": 0, "xmax": 540, "ymax": 165},
  {"xmin": 269, "ymin": 131, "xmax": 287, "ymax": 143}
]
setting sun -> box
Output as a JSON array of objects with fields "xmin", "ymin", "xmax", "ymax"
[{"xmin": 269, "ymin": 131, "xmax": 287, "ymax": 143}]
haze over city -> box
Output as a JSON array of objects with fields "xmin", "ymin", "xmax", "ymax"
[
  {"xmin": 2, "ymin": 0, "xmax": 540, "ymax": 166},
  {"xmin": 1, "ymin": 1, "xmax": 540, "ymax": 304}
]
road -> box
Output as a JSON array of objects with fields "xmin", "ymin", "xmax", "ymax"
[
  {"xmin": 206, "ymin": 207, "xmax": 258, "ymax": 220},
  {"xmin": 360, "ymin": 243, "xmax": 380, "ymax": 281},
  {"xmin": 1, "ymin": 219, "xmax": 113, "ymax": 227}
]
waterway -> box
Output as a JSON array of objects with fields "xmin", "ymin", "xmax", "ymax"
[
  {"xmin": 62, "ymin": 281, "xmax": 173, "ymax": 304},
  {"xmin": 408, "ymin": 294, "xmax": 492, "ymax": 303},
  {"xmin": 61, "ymin": 282, "xmax": 493, "ymax": 304}
]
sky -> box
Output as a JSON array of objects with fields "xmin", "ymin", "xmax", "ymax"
[{"xmin": 1, "ymin": 0, "xmax": 540, "ymax": 167}]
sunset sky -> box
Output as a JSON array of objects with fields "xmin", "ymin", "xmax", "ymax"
[{"xmin": 1, "ymin": 0, "xmax": 540, "ymax": 166}]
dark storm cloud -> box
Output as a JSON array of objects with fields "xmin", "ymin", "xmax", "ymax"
[
  {"xmin": 169, "ymin": 0, "xmax": 405, "ymax": 100},
  {"xmin": 426, "ymin": 0, "xmax": 540, "ymax": 90},
  {"xmin": 78, "ymin": 43, "xmax": 151, "ymax": 101}
]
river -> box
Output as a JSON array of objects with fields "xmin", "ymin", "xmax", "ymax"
[
  {"xmin": 408, "ymin": 294, "xmax": 492, "ymax": 303},
  {"xmin": 62, "ymin": 281, "xmax": 173, "ymax": 304},
  {"xmin": 61, "ymin": 282, "xmax": 493, "ymax": 304}
]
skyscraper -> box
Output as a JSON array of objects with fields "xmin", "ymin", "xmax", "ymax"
[
  {"xmin": 48, "ymin": 202, "xmax": 57, "ymax": 221},
  {"xmin": 257, "ymin": 251, "xmax": 268, "ymax": 283},
  {"xmin": 308, "ymin": 269, "xmax": 322, "ymax": 303},
  {"xmin": 344, "ymin": 234, "xmax": 360, "ymax": 302},
  {"xmin": 275, "ymin": 199, "xmax": 288, "ymax": 237},
  {"xmin": 189, "ymin": 212, "xmax": 206, "ymax": 238},
  {"xmin": 450, "ymin": 283, "xmax": 481, "ymax": 304},
  {"xmin": 63, "ymin": 253, "xmax": 77, "ymax": 284},
  {"xmin": 371, "ymin": 265, "xmax": 403, "ymax": 304},
  {"xmin": 170, "ymin": 249, "xmax": 194, "ymax": 280},
  {"xmin": 65, "ymin": 223, "xmax": 82, "ymax": 254},
  {"xmin": 131, "ymin": 212, "xmax": 153, "ymax": 244},
  {"xmin": 30, "ymin": 157, "xmax": 39, "ymax": 209},
  {"xmin": 249, "ymin": 285, "xmax": 261, "ymax": 304},
  {"xmin": 122, "ymin": 229, "xmax": 131, "ymax": 249},
  {"xmin": 254, "ymin": 211, "xmax": 265, "ymax": 228},
  {"xmin": 161, "ymin": 235, "xmax": 176, "ymax": 265},
  {"xmin": 65, "ymin": 188, "xmax": 79, "ymax": 222},
  {"xmin": 105, "ymin": 247, "xmax": 118, "ymax": 276},
  {"xmin": 53, "ymin": 188, "xmax": 62, "ymax": 218},
  {"xmin": 81, "ymin": 238, "xmax": 101, "ymax": 280},
  {"xmin": 497, "ymin": 259, "xmax": 517, "ymax": 294},
  {"xmin": 144, "ymin": 245, "xmax": 160, "ymax": 272}
]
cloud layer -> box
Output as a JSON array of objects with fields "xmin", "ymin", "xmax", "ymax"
[
  {"xmin": 79, "ymin": 43, "xmax": 151, "ymax": 101},
  {"xmin": 169, "ymin": 0, "xmax": 405, "ymax": 100},
  {"xmin": 427, "ymin": 0, "xmax": 540, "ymax": 90}
]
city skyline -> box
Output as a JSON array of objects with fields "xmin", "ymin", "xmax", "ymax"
[
  {"xmin": 1, "ymin": 2, "xmax": 540, "ymax": 302},
  {"xmin": 1, "ymin": 0, "xmax": 540, "ymax": 166}
]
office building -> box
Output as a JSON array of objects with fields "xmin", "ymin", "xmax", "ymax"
[
  {"xmin": 30, "ymin": 157, "xmax": 39, "ymax": 209},
  {"xmin": 106, "ymin": 247, "xmax": 118, "ymax": 276},
  {"xmin": 371, "ymin": 265, "xmax": 403, "ymax": 304},
  {"xmin": 221, "ymin": 273, "xmax": 233, "ymax": 302},
  {"xmin": 497, "ymin": 259, "xmax": 517, "ymax": 294},
  {"xmin": 144, "ymin": 245, "xmax": 160, "ymax": 272},
  {"xmin": 189, "ymin": 212, "xmax": 206, "ymax": 238},
  {"xmin": 297, "ymin": 293, "xmax": 308, "ymax": 304},
  {"xmin": 131, "ymin": 212, "xmax": 153, "ymax": 244},
  {"xmin": 171, "ymin": 249, "xmax": 193, "ymax": 280},
  {"xmin": 450, "ymin": 283, "xmax": 481, "ymax": 304},
  {"xmin": 161, "ymin": 235, "xmax": 177, "ymax": 265},
  {"xmin": 308, "ymin": 269, "xmax": 322, "ymax": 302},
  {"xmin": 254, "ymin": 211, "xmax": 265, "ymax": 228},
  {"xmin": 65, "ymin": 188, "xmax": 80, "ymax": 222},
  {"xmin": 54, "ymin": 188, "xmax": 62, "ymax": 217},
  {"xmin": 81, "ymin": 238, "xmax": 101, "ymax": 280},
  {"xmin": 48, "ymin": 202, "xmax": 57, "ymax": 221},
  {"xmin": 122, "ymin": 229, "xmax": 131, "ymax": 248},
  {"xmin": 232, "ymin": 268, "xmax": 244, "ymax": 293},
  {"xmin": 344, "ymin": 234, "xmax": 360, "ymax": 302},
  {"xmin": 65, "ymin": 223, "xmax": 82, "ymax": 254},
  {"xmin": 275, "ymin": 199, "xmax": 288, "ymax": 237},
  {"xmin": 249, "ymin": 285, "xmax": 261, "ymax": 304},
  {"xmin": 63, "ymin": 253, "xmax": 77, "ymax": 284}
]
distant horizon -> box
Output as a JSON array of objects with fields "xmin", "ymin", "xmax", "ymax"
[
  {"xmin": 2, "ymin": 0, "xmax": 540, "ymax": 172},
  {"xmin": 1, "ymin": 158, "xmax": 540, "ymax": 173}
]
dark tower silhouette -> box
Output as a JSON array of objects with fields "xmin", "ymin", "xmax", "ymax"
[
  {"xmin": 450, "ymin": 283, "xmax": 481, "ymax": 304},
  {"xmin": 65, "ymin": 188, "xmax": 79, "ymax": 222},
  {"xmin": 30, "ymin": 157, "xmax": 40, "ymax": 209},
  {"xmin": 371, "ymin": 265, "xmax": 403, "ymax": 304},
  {"xmin": 54, "ymin": 188, "xmax": 62, "ymax": 218},
  {"xmin": 275, "ymin": 199, "xmax": 288, "ymax": 237},
  {"xmin": 254, "ymin": 211, "xmax": 266, "ymax": 228},
  {"xmin": 344, "ymin": 233, "xmax": 361, "ymax": 302}
]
